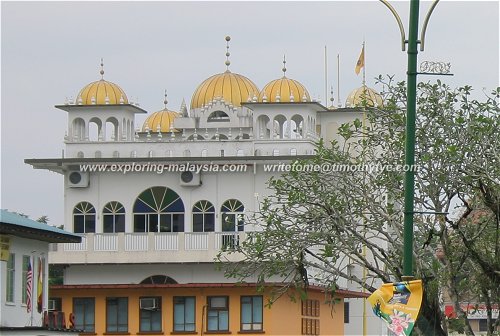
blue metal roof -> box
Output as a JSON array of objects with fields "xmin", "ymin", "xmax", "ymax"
[{"xmin": 0, "ymin": 209, "xmax": 81, "ymax": 243}]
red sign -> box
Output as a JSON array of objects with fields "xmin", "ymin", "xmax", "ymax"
[{"xmin": 445, "ymin": 304, "xmax": 499, "ymax": 320}]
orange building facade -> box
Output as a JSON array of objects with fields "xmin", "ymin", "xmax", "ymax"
[{"xmin": 49, "ymin": 283, "xmax": 365, "ymax": 336}]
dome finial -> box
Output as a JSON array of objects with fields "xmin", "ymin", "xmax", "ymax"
[
  {"xmin": 100, "ymin": 58, "xmax": 105, "ymax": 79},
  {"xmin": 329, "ymin": 85, "xmax": 336, "ymax": 109},
  {"xmin": 282, "ymin": 55, "xmax": 287, "ymax": 77},
  {"xmin": 225, "ymin": 36, "xmax": 231, "ymax": 71},
  {"xmin": 163, "ymin": 89, "xmax": 168, "ymax": 108}
]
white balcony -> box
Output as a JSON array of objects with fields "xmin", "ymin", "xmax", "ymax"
[{"xmin": 49, "ymin": 232, "xmax": 246, "ymax": 264}]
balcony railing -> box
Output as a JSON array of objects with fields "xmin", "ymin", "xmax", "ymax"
[{"xmin": 50, "ymin": 232, "xmax": 245, "ymax": 264}]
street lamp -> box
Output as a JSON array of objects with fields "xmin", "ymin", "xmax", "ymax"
[{"xmin": 379, "ymin": 0, "xmax": 441, "ymax": 278}]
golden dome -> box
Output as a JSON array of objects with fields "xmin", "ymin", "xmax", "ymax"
[
  {"xmin": 190, "ymin": 71, "xmax": 259, "ymax": 109},
  {"xmin": 258, "ymin": 76, "xmax": 311, "ymax": 103},
  {"xmin": 345, "ymin": 85, "xmax": 383, "ymax": 108},
  {"xmin": 142, "ymin": 109, "xmax": 180, "ymax": 133},
  {"xmin": 77, "ymin": 79, "xmax": 128, "ymax": 105}
]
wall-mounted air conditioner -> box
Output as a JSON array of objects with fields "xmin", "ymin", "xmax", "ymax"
[
  {"xmin": 179, "ymin": 171, "xmax": 201, "ymax": 187},
  {"xmin": 67, "ymin": 171, "xmax": 89, "ymax": 188},
  {"xmin": 140, "ymin": 297, "xmax": 159, "ymax": 310}
]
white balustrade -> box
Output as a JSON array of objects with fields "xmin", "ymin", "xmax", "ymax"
[
  {"xmin": 155, "ymin": 233, "xmax": 179, "ymax": 250},
  {"xmin": 94, "ymin": 233, "xmax": 118, "ymax": 251},
  {"xmin": 215, "ymin": 232, "xmax": 241, "ymax": 250},
  {"xmin": 63, "ymin": 235, "xmax": 87, "ymax": 251},
  {"xmin": 125, "ymin": 233, "xmax": 148, "ymax": 251},
  {"xmin": 185, "ymin": 233, "xmax": 209, "ymax": 250}
]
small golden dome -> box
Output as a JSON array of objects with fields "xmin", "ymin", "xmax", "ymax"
[
  {"xmin": 142, "ymin": 109, "xmax": 180, "ymax": 133},
  {"xmin": 258, "ymin": 76, "xmax": 311, "ymax": 103},
  {"xmin": 190, "ymin": 71, "xmax": 259, "ymax": 109},
  {"xmin": 77, "ymin": 79, "xmax": 128, "ymax": 105},
  {"xmin": 345, "ymin": 85, "xmax": 383, "ymax": 108}
]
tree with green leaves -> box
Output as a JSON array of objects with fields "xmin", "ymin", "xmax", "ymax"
[{"xmin": 218, "ymin": 78, "xmax": 499, "ymax": 335}]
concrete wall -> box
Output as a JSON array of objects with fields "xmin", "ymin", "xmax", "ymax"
[{"xmin": 1, "ymin": 236, "xmax": 49, "ymax": 328}]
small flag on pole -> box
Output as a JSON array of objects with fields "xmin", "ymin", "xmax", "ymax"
[
  {"xmin": 26, "ymin": 257, "xmax": 33, "ymax": 313},
  {"xmin": 37, "ymin": 257, "xmax": 43, "ymax": 313},
  {"xmin": 355, "ymin": 45, "xmax": 365, "ymax": 75}
]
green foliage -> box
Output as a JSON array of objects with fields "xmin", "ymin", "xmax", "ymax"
[{"xmin": 217, "ymin": 78, "xmax": 499, "ymax": 335}]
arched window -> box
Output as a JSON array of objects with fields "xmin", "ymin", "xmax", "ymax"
[
  {"xmin": 95, "ymin": 150, "xmax": 102, "ymax": 158},
  {"xmin": 73, "ymin": 202, "xmax": 96, "ymax": 233},
  {"xmin": 77, "ymin": 151, "xmax": 85, "ymax": 158},
  {"xmin": 221, "ymin": 199, "xmax": 244, "ymax": 232},
  {"xmin": 133, "ymin": 187, "xmax": 184, "ymax": 233},
  {"xmin": 290, "ymin": 148, "xmax": 297, "ymax": 155},
  {"xmin": 103, "ymin": 201, "xmax": 125, "ymax": 233},
  {"xmin": 140, "ymin": 275, "xmax": 177, "ymax": 285},
  {"xmin": 192, "ymin": 201, "xmax": 215, "ymax": 232},
  {"xmin": 207, "ymin": 110, "xmax": 230, "ymax": 122}
]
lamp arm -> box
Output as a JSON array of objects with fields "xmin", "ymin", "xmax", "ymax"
[
  {"xmin": 420, "ymin": 0, "xmax": 440, "ymax": 51},
  {"xmin": 379, "ymin": 0, "xmax": 407, "ymax": 51}
]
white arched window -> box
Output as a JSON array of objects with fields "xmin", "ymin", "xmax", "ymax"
[
  {"xmin": 103, "ymin": 201, "xmax": 125, "ymax": 233},
  {"xmin": 221, "ymin": 199, "xmax": 244, "ymax": 232},
  {"xmin": 73, "ymin": 202, "xmax": 96, "ymax": 233},
  {"xmin": 133, "ymin": 187, "xmax": 185, "ymax": 232},
  {"xmin": 192, "ymin": 201, "xmax": 215, "ymax": 232}
]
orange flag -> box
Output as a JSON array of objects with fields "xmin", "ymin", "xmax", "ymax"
[
  {"xmin": 355, "ymin": 46, "xmax": 365, "ymax": 75},
  {"xmin": 37, "ymin": 257, "xmax": 43, "ymax": 313}
]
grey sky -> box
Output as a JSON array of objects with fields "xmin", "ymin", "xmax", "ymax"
[{"xmin": 1, "ymin": 1, "xmax": 499, "ymax": 226}]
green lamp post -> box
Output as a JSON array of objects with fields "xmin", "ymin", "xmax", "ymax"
[{"xmin": 380, "ymin": 0, "xmax": 441, "ymax": 277}]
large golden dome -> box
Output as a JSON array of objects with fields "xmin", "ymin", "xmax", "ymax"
[
  {"xmin": 77, "ymin": 79, "xmax": 128, "ymax": 105},
  {"xmin": 345, "ymin": 85, "xmax": 383, "ymax": 108},
  {"xmin": 259, "ymin": 76, "xmax": 311, "ymax": 103},
  {"xmin": 190, "ymin": 70, "xmax": 259, "ymax": 109},
  {"xmin": 142, "ymin": 109, "xmax": 180, "ymax": 133},
  {"xmin": 76, "ymin": 62, "xmax": 128, "ymax": 105}
]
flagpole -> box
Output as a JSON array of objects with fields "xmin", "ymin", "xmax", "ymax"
[
  {"xmin": 362, "ymin": 41, "xmax": 366, "ymax": 87},
  {"xmin": 324, "ymin": 45, "xmax": 328, "ymax": 105},
  {"xmin": 30, "ymin": 254, "xmax": 34, "ymax": 326},
  {"xmin": 337, "ymin": 54, "xmax": 341, "ymax": 107}
]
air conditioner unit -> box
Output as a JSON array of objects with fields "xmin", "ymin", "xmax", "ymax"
[
  {"xmin": 67, "ymin": 171, "xmax": 89, "ymax": 188},
  {"xmin": 140, "ymin": 298, "xmax": 159, "ymax": 310},
  {"xmin": 48, "ymin": 299, "xmax": 57, "ymax": 311},
  {"xmin": 179, "ymin": 171, "xmax": 201, "ymax": 186}
]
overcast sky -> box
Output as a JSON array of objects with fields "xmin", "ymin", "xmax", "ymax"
[{"xmin": 1, "ymin": 1, "xmax": 499, "ymax": 226}]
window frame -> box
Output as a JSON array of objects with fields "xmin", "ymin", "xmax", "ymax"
[
  {"xmin": 133, "ymin": 187, "xmax": 185, "ymax": 233},
  {"xmin": 240, "ymin": 295, "xmax": 263, "ymax": 332},
  {"xmin": 22, "ymin": 255, "xmax": 30, "ymax": 304},
  {"xmin": 207, "ymin": 296, "xmax": 229, "ymax": 332},
  {"xmin": 73, "ymin": 202, "xmax": 96, "ymax": 233},
  {"xmin": 344, "ymin": 301, "xmax": 350, "ymax": 323},
  {"xmin": 6, "ymin": 253, "xmax": 15, "ymax": 303},
  {"xmin": 102, "ymin": 201, "xmax": 125, "ymax": 233},
  {"xmin": 173, "ymin": 296, "xmax": 196, "ymax": 332},
  {"xmin": 106, "ymin": 297, "xmax": 128, "ymax": 333},
  {"xmin": 73, "ymin": 297, "xmax": 95, "ymax": 332},
  {"xmin": 139, "ymin": 296, "xmax": 162, "ymax": 332},
  {"xmin": 192, "ymin": 200, "xmax": 215, "ymax": 232},
  {"xmin": 221, "ymin": 199, "xmax": 245, "ymax": 232}
]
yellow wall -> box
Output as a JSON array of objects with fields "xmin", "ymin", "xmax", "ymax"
[{"xmin": 52, "ymin": 286, "xmax": 345, "ymax": 335}]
